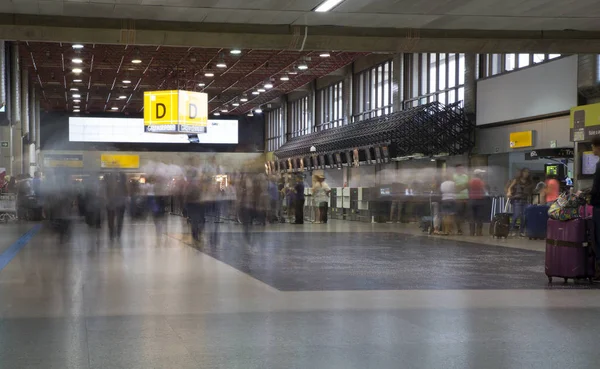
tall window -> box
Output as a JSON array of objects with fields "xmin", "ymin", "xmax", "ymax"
[
  {"xmin": 318, "ymin": 81, "xmax": 344, "ymax": 130},
  {"xmin": 353, "ymin": 60, "xmax": 393, "ymax": 121},
  {"xmin": 290, "ymin": 96, "xmax": 311, "ymax": 138},
  {"xmin": 405, "ymin": 53, "xmax": 465, "ymax": 109},
  {"xmin": 266, "ymin": 107, "xmax": 285, "ymax": 152},
  {"xmin": 478, "ymin": 53, "xmax": 562, "ymax": 78}
]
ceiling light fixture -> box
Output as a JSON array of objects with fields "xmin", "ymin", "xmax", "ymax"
[
  {"xmin": 72, "ymin": 44, "xmax": 84, "ymax": 49},
  {"xmin": 232, "ymin": 102, "xmax": 240, "ymax": 107},
  {"xmin": 198, "ymin": 82, "xmax": 206, "ymax": 87},
  {"xmin": 70, "ymin": 88, "xmax": 78, "ymax": 91},
  {"xmin": 214, "ymin": 112, "xmax": 221, "ymax": 116},
  {"xmin": 73, "ymin": 106, "xmax": 80, "ymax": 109},
  {"xmin": 72, "ymin": 58, "xmax": 83, "ymax": 64},
  {"xmin": 132, "ymin": 58, "xmax": 142, "ymax": 64},
  {"xmin": 264, "ymin": 82, "xmax": 274, "ymax": 89},
  {"xmin": 319, "ymin": 52, "xmax": 331, "ymax": 58},
  {"xmin": 73, "ymin": 99, "xmax": 81, "ymax": 103},
  {"xmin": 240, "ymin": 96, "xmax": 248, "ymax": 102},
  {"xmin": 122, "ymin": 79, "xmax": 131, "ymax": 84},
  {"xmin": 216, "ymin": 60, "xmax": 227, "ymax": 68},
  {"xmin": 73, "ymin": 79, "xmax": 82, "ymax": 83},
  {"xmin": 205, "ymin": 72, "xmax": 215, "ymax": 77},
  {"xmin": 111, "ymin": 107, "xmax": 119, "ymax": 111},
  {"xmin": 297, "ymin": 63, "xmax": 308, "ymax": 71},
  {"xmin": 119, "ymin": 95, "xmax": 127, "ymax": 99},
  {"xmin": 314, "ymin": 0, "xmax": 345, "ymax": 12},
  {"xmin": 255, "ymin": 108, "xmax": 263, "ymax": 114},
  {"xmin": 72, "ymin": 68, "xmax": 83, "ymax": 74},
  {"xmin": 280, "ymin": 74, "xmax": 290, "ymax": 81},
  {"xmin": 247, "ymin": 112, "xmax": 254, "ymax": 117},
  {"xmin": 252, "ymin": 91, "xmax": 260, "ymax": 95},
  {"xmin": 72, "ymin": 94, "xmax": 81, "ymax": 98},
  {"xmin": 257, "ymin": 88, "xmax": 266, "ymax": 93},
  {"xmin": 230, "ymin": 49, "xmax": 242, "ymax": 55},
  {"xmin": 73, "ymin": 109, "xmax": 80, "ymax": 113},
  {"xmin": 221, "ymin": 108, "xmax": 229, "ymax": 113},
  {"xmin": 289, "ymin": 70, "xmax": 298, "ymax": 75}
]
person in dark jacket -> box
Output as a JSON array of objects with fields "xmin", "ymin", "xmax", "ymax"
[
  {"xmin": 590, "ymin": 136, "xmax": 600, "ymax": 278},
  {"xmin": 294, "ymin": 175, "xmax": 305, "ymax": 224},
  {"xmin": 507, "ymin": 168, "xmax": 534, "ymax": 237}
]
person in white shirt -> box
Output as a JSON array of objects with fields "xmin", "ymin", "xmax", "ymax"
[
  {"xmin": 312, "ymin": 174, "xmax": 331, "ymax": 224},
  {"xmin": 439, "ymin": 174, "xmax": 456, "ymax": 235}
]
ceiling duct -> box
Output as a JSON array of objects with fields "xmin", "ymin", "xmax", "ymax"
[
  {"xmin": 578, "ymin": 54, "xmax": 600, "ymax": 100},
  {"xmin": 0, "ymin": 41, "xmax": 6, "ymax": 112}
]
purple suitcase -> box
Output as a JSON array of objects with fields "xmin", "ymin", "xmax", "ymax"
[{"xmin": 545, "ymin": 218, "xmax": 595, "ymax": 283}]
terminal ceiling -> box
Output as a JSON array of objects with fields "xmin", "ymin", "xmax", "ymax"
[{"xmin": 21, "ymin": 42, "xmax": 365, "ymax": 114}]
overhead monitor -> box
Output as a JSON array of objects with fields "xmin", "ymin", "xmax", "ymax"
[{"xmin": 69, "ymin": 117, "xmax": 238, "ymax": 144}]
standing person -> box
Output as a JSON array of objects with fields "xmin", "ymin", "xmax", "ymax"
[
  {"xmin": 542, "ymin": 174, "xmax": 560, "ymax": 204},
  {"xmin": 185, "ymin": 170, "xmax": 204, "ymax": 242},
  {"xmin": 507, "ymin": 168, "xmax": 534, "ymax": 237},
  {"xmin": 238, "ymin": 172, "xmax": 257, "ymax": 243},
  {"xmin": 590, "ymin": 137, "xmax": 600, "ymax": 278},
  {"xmin": 439, "ymin": 174, "xmax": 456, "ymax": 235},
  {"xmin": 267, "ymin": 175, "xmax": 280, "ymax": 223},
  {"xmin": 453, "ymin": 165, "xmax": 470, "ymax": 235},
  {"xmin": 285, "ymin": 176, "xmax": 296, "ymax": 223},
  {"xmin": 468, "ymin": 169, "xmax": 487, "ymax": 236},
  {"xmin": 294, "ymin": 175, "xmax": 305, "ymax": 224},
  {"xmin": 312, "ymin": 174, "xmax": 331, "ymax": 224},
  {"xmin": 105, "ymin": 172, "xmax": 128, "ymax": 240}
]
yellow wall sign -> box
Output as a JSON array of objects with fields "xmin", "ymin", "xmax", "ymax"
[
  {"xmin": 143, "ymin": 90, "xmax": 208, "ymax": 134},
  {"xmin": 100, "ymin": 154, "xmax": 140, "ymax": 169},
  {"xmin": 570, "ymin": 102, "xmax": 600, "ymax": 142},
  {"xmin": 509, "ymin": 131, "xmax": 533, "ymax": 149}
]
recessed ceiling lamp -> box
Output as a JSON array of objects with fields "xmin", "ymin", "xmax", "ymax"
[
  {"xmin": 118, "ymin": 95, "xmax": 127, "ymax": 100},
  {"xmin": 132, "ymin": 58, "xmax": 142, "ymax": 64},
  {"xmin": 221, "ymin": 107, "xmax": 229, "ymax": 113},
  {"xmin": 70, "ymin": 88, "xmax": 78, "ymax": 91},
  {"xmin": 72, "ymin": 68, "xmax": 83, "ymax": 74},
  {"xmin": 255, "ymin": 108, "xmax": 263, "ymax": 114},
  {"xmin": 73, "ymin": 109, "xmax": 80, "ymax": 113},
  {"xmin": 111, "ymin": 107, "xmax": 119, "ymax": 111},
  {"xmin": 230, "ymin": 49, "xmax": 242, "ymax": 55},
  {"xmin": 198, "ymin": 82, "xmax": 206, "ymax": 87},
  {"xmin": 73, "ymin": 106, "xmax": 80, "ymax": 109},
  {"xmin": 264, "ymin": 81, "xmax": 274, "ymax": 89},
  {"xmin": 72, "ymin": 94, "xmax": 81, "ymax": 98},
  {"xmin": 314, "ymin": 0, "xmax": 345, "ymax": 12},
  {"xmin": 232, "ymin": 102, "xmax": 240, "ymax": 107},
  {"xmin": 240, "ymin": 95, "xmax": 248, "ymax": 102},
  {"xmin": 252, "ymin": 91, "xmax": 260, "ymax": 95},
  {"xmin": 73, "ymin": 79, "xmax": 82, "ymax": 83},
  {"xmin": 319, "ymin": 52, "xmax": 331, "ymax": 58},
  {"xmin": 257, "ymin": 88, "xmax": 266, "ymax": 93},
  {"xmin": 216, "ymin": 60, "xmax": 227, "ymax": 68},
  {"xmin": 280, "ymin": 74, "xmax": 290, "ymax": 81},
  {"xmin": 247, "ymin": 112, "xmax": 254, "ymax": 117},
  {"xmin": 72, "ymin": 44, "xmax": 84, "ymax": 49},
  {"xmin": 205, "ymin": 72, "xmax": 215, "ymax": 77},
  {"xmin": 297, "ymin": 62, "xmax": 308, "ymax": 71},
  {"xmin": 288, "ymin": 70, "xmax": 298, "ymax": 75},
  {"xmin": 214, "ymin": 112, "xmax": 221, "ymax": 116},
  {"xmin": 73, "ymin": 99, "xmax": 81, "ymax": 103},
  {"xmin": 72, "ymin": 58, "xmax": 83, "ymax": 64},
  {"xmin": 122, "ymin": 79, "xmax": 131, "ymax": 84}
]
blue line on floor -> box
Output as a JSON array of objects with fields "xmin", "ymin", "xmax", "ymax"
[{"xmin": 0, "ymin": 224, "xmax": 43, "ymax": 272}]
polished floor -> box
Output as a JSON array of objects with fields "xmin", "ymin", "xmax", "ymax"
[{"xmin": 1, "ymin": 217, "xmax": 600, "ymax": 368}]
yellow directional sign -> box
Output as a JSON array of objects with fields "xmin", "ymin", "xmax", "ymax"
[
  {"xmin": 101, "ymin": 154, "xmax": 140, "ymax": 169},
  {"xmin": 144, "ymin": 90, "xmax": 208, "ymax": 134}
]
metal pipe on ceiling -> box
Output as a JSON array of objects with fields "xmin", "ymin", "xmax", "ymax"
[
  {"xmin": 0, "ymin": 41, "xmax": 6, "ymax": 112},
  {"xmin": 11, "ymin": 42, "xmax": 20, "ymax": 127},
  {"xmin": 21, "ymin": 67, "xmax": 29, "ymax": 136},
  {"xmin": 29, "ymin": 80, "xmax": 36, "ymax": 144},
  {"xmin": 35, "ymin": 94, "xmax": 40, "ymax": 149}
]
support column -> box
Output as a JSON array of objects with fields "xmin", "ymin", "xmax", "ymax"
[
  {"xmin": 392, "ymin": 53, "xmax": 403, "ymax": 111},
  {"xmin": 35, "ymin": 94, "xmax": 40, "ymax": 159},
  {"xmin": 28, "ymin": 81, "xmax": 36, "ymax": 175},
  {"xmin": 342, "ymin": 64, "xmax": 353, "ymax": 125},
  {"xmin": 10, "ymin": 42, "xmax": 22, "ymax": 176},
  {"xmin": 463, "ymin": 53, "xmax": 477, "ymax": 120},
  {"xmin": 0, "ymin": 41, "xmax": 9, "ymax": 175},
  {"xmin": 21, "ymin": 67, "xmax": 30, "ymax": 175}
]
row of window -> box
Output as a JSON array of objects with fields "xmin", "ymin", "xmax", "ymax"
[{"xmin": 266, "ymin": 53, "xmax": 562, "ymax": 151}]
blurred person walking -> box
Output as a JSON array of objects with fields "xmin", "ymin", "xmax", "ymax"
[
  {"xmin": 185, "ymin": 170, "xmax": 204, "ymax": 242},
  {"xmin": 453, "ymin": 165, "xmax": 470, "ymax": 235},
  {"xmin": 267, "ymin": 175, "xmax": 280, "ymax": 223},
  {"xmin": 312, "ymin": 174, "xmax": 331, "ymax": 224},
  {"xmin": 294, "ymin": 175, "xmax": 305, "ymax": 224},
  {"xmin": 105, "ymin": 172, "xmax": 128, "ymax": 241},
  {"xmin": 468, "ymin": 169, "xmax": 487, "ymax": 236},
  {"xmin": 507, "ymin": 168, "xmax": 534, "ymax": 237},
  {"xmin": 147, "ymin": 175, "xmax": 168, "ymax": 236},
  {"xmin": 439, "ymin": 174, "xmax": 457, "ymax": 235}
]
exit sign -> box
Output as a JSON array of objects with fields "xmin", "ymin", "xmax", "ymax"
[{"xmin": 0, "ymin": 141, "xmax": 8, "ymax": 148}]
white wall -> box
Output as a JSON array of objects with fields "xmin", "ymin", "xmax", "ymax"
[{"xmin": 476, "ymin": 56, "xmax": 578, "ymax": 126}]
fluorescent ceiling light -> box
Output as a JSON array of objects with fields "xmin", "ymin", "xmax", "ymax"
[
  {"xmin": 247, "ymin": 112, "xmax": 254, "ymax": 117},
  {"xmin": 72, "ymin": 44, "xmax": 84, "ymax": 49},
  {"xmin": 264, "ymin": 82, "xmax": 273, "ymax": 89},
  {"xmin": 73, "ymin": 79, "xmax": 82, "ymax": 83},
  {"xmin": 220, "ymin": 108, "xmax": 229, "ymax": 113},
  {"xmin": 205, "ymin": 72, "xmax": 215, "ymax": 77},
  {"xmin": 314, "ymin": 0, "xmax": 345, "ymax": 12},
  {"xmin": 131, "ymin": 58, "xmax": 142, "ymax": 64},
  {"xmin": 72, "ymin": 94, "xmax": 81, "ymax": 98},
  {"xmin": 118, "ymin": 95, "xmax": 127, "ymax": 99},
  {"xmin": 72, "ymin": 68, "xmax": 83, "ymax": 74},
  {"xmin": 214, "ymin": 112, "xmax": 221, "ymax": 116},
  {"xmin": 257, "ymin": 88, "xmax": 266, "ymax": 93},
  {"xmin": 73, "ymin": 99, "xmax": 81, "ymax": 103},
  {"xmin": 280, "ymin": 75, "xmax": 290, "ymax": 81},
  {"xmin": 122, "ymin": 79, "xmax": 131, "ymax": 84},
  {"xmin": 230, "ymin": 49, "xmax": 242, "ymax": 55},
  {"xmin": 216, "ymin": 61, "xmax": 227, "ymax": 68},
  {"xmin": 73, "ymin": 106, "xmax": 80, "ymax": 109},
  {"xmin": 288, "ymin": 70, "xmax": 298, "ymax": 75},
  {"xmin": 72, "ymin": 58, "xmax": 83, "ymax": 64},
  {"xmin": 232, "ymin": 102, "xmax": 240, "ymax": 107},
  {"xmin": 252, "ymin": 91, "xmax": 260, "ymax": 95},
  {"xmin": 70, "ymin": 88, "xmax": 78, "ymax": 91},
  {"xmin": 198, "ymin": 82, "xmax": 206, "ymax": 87},
  {"xmin": 73, "ymin": 109, "xmax": 80, "ymax": 112},
  {"xmin": 254, "ymin": 108, "xmax": 263, "ymax": 114},
  {"xmin": 319, "ymin": 52, "xmax": 331, "ymax": 58},
  {"xmin": 240, "ymin": 96, "xmax": 248, "ymax": 102},
  {"xmin": 111, "ymin": 107, "xmax": 119, "ymax": 111},
  {"xmin": 297, "ymin": 63, "xmax": 308, "ymax": 70}
]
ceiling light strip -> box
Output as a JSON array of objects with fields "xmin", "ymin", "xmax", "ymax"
[{"xmin": 314, "ymin": 0, "xmax": 345, "ymax": 12}]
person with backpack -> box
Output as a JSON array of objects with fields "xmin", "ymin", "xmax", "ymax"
[{"xmin": 507, "ymin": 168, "xmax": 535, "ymax": 237}]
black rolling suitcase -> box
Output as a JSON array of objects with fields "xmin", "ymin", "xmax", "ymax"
[{"xmin": 489, "ymin": 197, "xmax": 511, "ymax": 238}]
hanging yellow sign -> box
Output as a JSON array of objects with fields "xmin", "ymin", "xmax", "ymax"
[
  {"xmin": 101, "ymin": 154, "xmax": 140, "ymax": 169},
  {"xmin": 143, "ymin": 90, "xmax": 208, "ymax": 134}
]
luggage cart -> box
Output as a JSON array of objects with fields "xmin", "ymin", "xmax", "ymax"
[{"xmin": 0, "ymin": 193, "xmax": 17, "ymax": 223}]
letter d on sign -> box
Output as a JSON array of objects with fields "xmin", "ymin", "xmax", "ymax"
[
  {"xmin": 156, "ymin": 103, "xmax": 166, "ymax": 119},
  {"xmin": 189, "ymin": 103, "xmax": 197, "ymax": 119}
]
